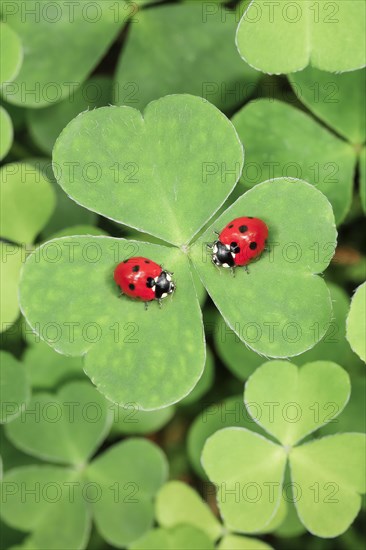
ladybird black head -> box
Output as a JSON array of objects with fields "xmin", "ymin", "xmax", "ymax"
[
  {"xmin": 154, "ymin": 271, "xmax": 175, "ymax": 300},
  {"xmin": 212, "ymin": 240, "xmax": 235, "ymax": 268}
]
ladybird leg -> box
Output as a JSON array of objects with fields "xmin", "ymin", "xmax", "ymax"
[
  {"xmin": 158, "ymin": 299, "xmax": 163, "ymax": 309},
  {"xmin": 206, "ymin": 242, "xmax": 214, "ymax": 250},
  {"xmin": 230, "ymin": 267, "xmax": 236, "ymax": 278},
  {"xmin": 244, "ymin": 265, "xmax": 250, "ymax": 275},
  {"xmin": 118, "ymin": 291, "xmax": 124, "ymax": 298},
  {"xmin": 144, "ymin": 301, "xmax": 149, "ymax": 311},
  {"xmin": 213, "ymin": 229, "xmax": 220, "ymax": 236}
]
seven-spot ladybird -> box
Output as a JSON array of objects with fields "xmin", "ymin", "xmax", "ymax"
[
  {"xmin": 210, "ymin": 217, "xmax": 268, "ymax": 269},
  {"xmin": 114, "ymin": 257, "xmax": 175, "ymax": 306}
]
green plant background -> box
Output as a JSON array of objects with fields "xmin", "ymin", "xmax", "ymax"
[{"xmin": 0, "ymin": 1, "xmax": 365, "ymax": 550}]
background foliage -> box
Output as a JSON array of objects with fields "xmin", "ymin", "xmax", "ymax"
[{"xmin": 0, "ymin": 1, "xmax": 365, "ymax": 550}]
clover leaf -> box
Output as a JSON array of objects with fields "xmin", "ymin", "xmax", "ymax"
[
  {"xmin": 236, "ymin": 0, "xmax": 365, "ymax": 74},
  {"xmin": 0, "ymin": 106, "xmax": 13, "ymax": 161},
  {"xmin": 129, "ymin": 525, "xmax": 215, "ymax": 550},
  {"xmin": 218, "ymin": 535, "xmax": 273, "ymax": 550},
  {"xmin": 156, "ymin": 481, "xmax": 222, "ymax": 542},
  {"xmin": 0, "ymin": 243, "xmax": 23, "ymax": 332},
  {"xmin": 20, "ymin": 237, "xmax": 205, "ymax": 410},
  {"xmin": 203, "ymin": 427, "xmax": 287, "ymax": 533},
  {"xmin": 0, "ymin": 162, "xmax": 56, "ymax": 244},
  {"xmin": 23, "ymin": 338, "xmax": 83, "ymax": 391},
  {"xmin": 187, "ymin": 395, "xmax": 267, "ymax": 480},
  {"xmin": 290, "ymin": 434, "xmax": 366, "ymax": 537},
  {"xmin": 26, "ymin": 158, "xmax": 98, "ymax": 239},
  {"xmin": 6, "ymin": 381, "xmax": 112, "ymax": 465},
  {"xmin": 360, "ymin": 147, "xmax": 366, "ymax": 214},
  {"xmin": 53, "ymin": 95, "xmax": 244, "ymax": 245},
  {"xmin": 0, "ymin": 0, "xmax": 128, "ymax": 107},
  {"xmin": 114, "ymin": 2, "xmax": 260, "ymax": 113},
  {"xmin": 179, "ymin": 347, "xmax": 215, "ymax": 406},
  {"xmin": 0, "ymin": 21, "xmax": 23, "ymax": 85},
  {"xmin": 0, "ymin": 162, "xmax": 56, "ymax": 333},
  {"xmin": 1, "ymin": 465, "xmax": 90, "ymax": 549},
  {"xmin": 231, "ymin": 99, "xmax": 356, "ymax": 224},
  {"xmin": 0, "ymin": 352, "xmax": 30, "ymax": 424},
  {"xmin": 191, "ymin": 178, "xmax": 337, "ymax": 357},
  {"xmin": 86, "ymin": 439, "xmax": 168, "ymax": 547},
  {"xmin": 1, "ymin": 380, "xmax": 169, "ymax": 548},
  {"xmin": 110, "ymin": 402, "xmax": 175, "ymax": 436},
  {"xmin": 212, "ymin": 283, "xmax": 364, "ymax": 382},
  {"xmin": 346, "ymin": 282, "xmax": 366, "ymax": 363},
  {"xmin": 27, "ymin": 77, "xmax": 113, "ymax": 156},
  {"xmin": 289, "ymin": 67, "xmax": 366, "ymax": 145},
  {"xmin": 244, "ymin": 361, "xmax": 350, "ymax": 445},
  {"xmin": 202, "ymin": 360, "xmax": 366, "ymax": 537}
]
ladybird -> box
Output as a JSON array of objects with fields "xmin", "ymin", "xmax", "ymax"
[
  {"xmin": 114, "ymin": 257, "xmax": 175, "ymax": 306},
  {"xmin": 210, "ymin": 217, "xmax": 268, "ymax": 269}
]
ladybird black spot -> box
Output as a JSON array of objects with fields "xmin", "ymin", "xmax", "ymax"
[
  {"xmin": 132, "ymin": 265, "xmax": 139, "ymax": 272},
  {"xmin": 146, "ymin": 277, "xmax": 155, "ymax": 288},
  {"xmin": 123, "ymin": 260, "xmax": 129, "ymax": 263},
  {"xmin": 129, "ymin": 283, "xmax": 135, "ymax": 291},
  {"xmin": 248, "ymin": 216, "xmax": 253, "ymax": 219},
  {"xmin": 239, "ymin": 225, "xmax": 248, "ymax": 233},
  {"xmin": 228, "ymin": 224, "xmax": 234, "ymax": 228},
  {"xmin": 144, "ymin": 260, "xmax": 150, "ymax": 264},
  {"xmin": 249, "ymin": 242, "xmax": 257, "ymax": 250}
]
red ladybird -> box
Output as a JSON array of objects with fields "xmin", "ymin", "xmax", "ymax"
[
  {"xmin": 211, "ymin": 217, "xmax": 268, "ymax": 269},
  {"xmin": 114, "ymin": 257, "xmax": 175, "ymax": 305}
]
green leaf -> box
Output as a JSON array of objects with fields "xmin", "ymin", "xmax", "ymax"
[
  {"xmin": 320, "ymin": 374, "xmax": 366, "ymax": 435},
  {"xmin": 187, "ymin": 395, "xmax": 267, "ymax": 479},
  {"xmin": 231, "ymin": 99, "xmax": 356, "ymax": 224},
  {"xmin": 0, "ymin": 162, "xmax": 56, "ymax": 244},
  {"xmin": 0, "ymin": 243, "xmax": 23, "ymax": 333},
  {"xmin": 0, "ymin": 1, "xmax": 127, "ymax": 107},
  {"xmin": 346, "ymin": 282, "xmax": 366, "ymax": 363},
  {"xmin": 180, "ymin": 347, "xmax": 214, "ymax": 406},
  {"xmin": 236, "ymin": 0, "xmax": 366, "ymax": 74},
  {"xmin": 202, "ymin": 427, "xmax": 287, "ymax": 532},
  {"xmin": 155, "ymin": 481, "xmax": 222, "ymax": 541},
  {"xmin": 48, "ymin": 225, "xmax": 107, "ymax": 240},
  {"xmin": 25, "ymin": 158, "xmax": 97, "ymax": 240},
  {"xmin": 52, "ymin": 95, "xmax": 244, "ymax": 246},
  {"xmin": 295, "ymin": 283, "xmax": 365, "ymax": 376},
  {"xmin": 6, "ymin": 381, "xmax": 112, "ymax": 465},
  {"xmin": 289, "ymin": 67, "xmax": 366, "ymax": 145},
  {"xmin": 289, "ymin": 434, "xmax": 366, "ymax": 537},
  {"xmin": 129, "ymin": 525, "xmax": 215, "ymax": 550},
  {"xmin": 115, "ymin": 3, "xmax": 260, "ymax": 113},
  {"xmin": 0, "ymin": 352, "xmax": 30, "ymax": 424},
  {"xmin": 0, "ymin": 106, "xmax": 13, "ymax": 161},
  {"xmin": 213, "ymin": 309, "xmax": 264, "ymax": 382},
  {"xmin": 274, "ymin": 499, "xmax": 306, "ymax": 538},
  {"xmin": 27, "ymin": 77, "xmax": 113, "ymax": 155},
  {"xmin": 0, "ymin": 22, "xmax": 23, "ymax": 84},
  {"xmin": 191, "ymin": 178, "xmax": 337, "ymax": 357},
  {"xmin": 86, "ymin": 438, "xmax": 168, "ymax": 547},
  {"xmin": 244, "ymin": 360, "xmax": 350, "ymax": 445},
  {"xmin": 111, "ymin": 403, "xmax": 175, "ymax": 436},
  {"xmin": 218, "ymin": 534, "xmax": 273, "ymax": 550},
  {"xmin": 23, "ymin": 340, "xmax": 84, "ymax": 390},
  {"xmin": 360, "ymin": 147, "xmax": 366, "ymax": 214},
  {"xmin": 19, "ymin": 237, "xmax": 205, "ymax": 410},
  {"xmin": 0, "ymin": 427, "xmax": 41, "ymax": 472},
  {"xmin": 0, "ymin": 466, "xmax": 90, "ymax": 550}
]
